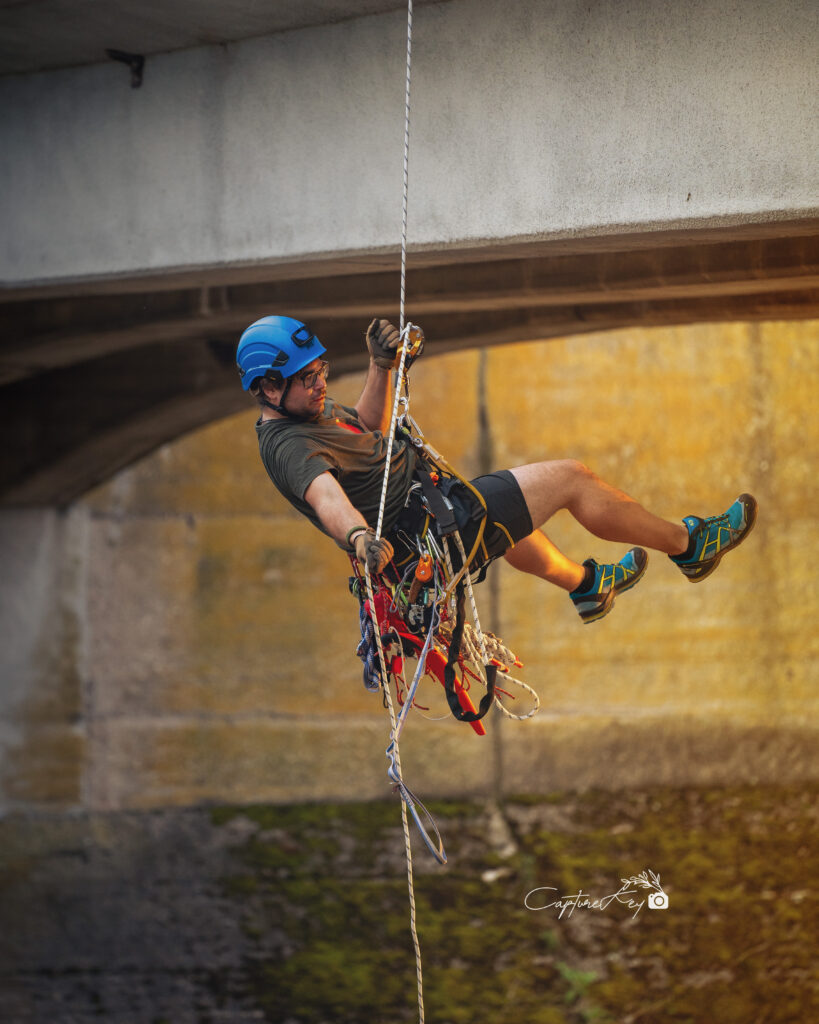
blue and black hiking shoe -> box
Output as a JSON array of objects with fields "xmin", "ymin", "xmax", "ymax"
[
  {"xmin": 670, "ymin": 493, "xmax": 757, "ymax": 582},
  {"xmin": 569, "ymin": 547, "xmax": 648, "ymax": 624}
]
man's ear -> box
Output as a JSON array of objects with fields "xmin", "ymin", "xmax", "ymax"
[{"xmin": 260, "ymin": 377, "xmax": 282, "ymax": 400}]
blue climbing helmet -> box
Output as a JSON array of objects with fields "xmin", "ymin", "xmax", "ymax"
[{"xmin": 236, "ymin": 315, "xmax": 326, "ymax": 391}]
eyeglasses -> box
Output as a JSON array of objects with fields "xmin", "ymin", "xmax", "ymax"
[{"xmin": 295, "ymin": 360, "xmax": 329, "ymax": 390}]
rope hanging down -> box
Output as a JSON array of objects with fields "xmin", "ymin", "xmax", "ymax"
[
  {"xmin": 361, "ymin": 4, "xmax": 540, "ymax": 1021},
  {"xmin": 378, "ymin": 4, "xmax": 429, "ymax": 1022},
  {"xmin": 399, "ymin": 0, "xmax": 413, "ymax": 337}
]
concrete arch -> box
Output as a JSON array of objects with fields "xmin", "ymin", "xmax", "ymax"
[{"xmin": 2, "ymin": 223, "xmax": 818, "ymax": 505}]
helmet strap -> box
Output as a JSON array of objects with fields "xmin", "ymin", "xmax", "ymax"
[{"xmin": 258, "ymin": 376, "xmax": 309, "ymax": 421}]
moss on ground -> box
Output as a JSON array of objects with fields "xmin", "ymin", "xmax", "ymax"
[{"xmin": 214, "ymin": 784, "xmax": 818, "ymax": 1024}]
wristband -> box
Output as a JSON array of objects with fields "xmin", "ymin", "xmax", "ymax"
[{"xmin": 345, "ymin": 525, "xmax": 368, "ymax": 549}]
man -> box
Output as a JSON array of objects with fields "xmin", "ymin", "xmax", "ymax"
[{"xmin": 237, "ymin": 315, "xmax": 757, "ymax": 624}]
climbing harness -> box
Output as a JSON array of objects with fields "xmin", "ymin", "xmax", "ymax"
[{"xmin": 352, "ymin": 354, "xmax": 542, "ymax": 838}]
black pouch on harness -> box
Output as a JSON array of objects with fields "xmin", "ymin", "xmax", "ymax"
[
  {"xmin": 388, "ymin": 467, "xmax": 487, "ymax": 574},
  {"xmin": 435, "ymin": 475, "xmax": 493, "ymax": 579},
  {"xmin": 390, "ymin": 465, "xmax": 463, "ymax": 540},
  {"xmin": 416, "ymin": 466, "xmax": 457, "ymax": 535},
  {"xmin": 437, "ymin": 476, "xmax": 485, "ymax": 531}
]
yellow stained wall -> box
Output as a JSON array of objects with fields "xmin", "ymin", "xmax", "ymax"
[{"xmin": 70, "ymin": 320, "xmax": 818, "ymax": 809}]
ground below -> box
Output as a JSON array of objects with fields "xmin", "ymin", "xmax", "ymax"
[{"xmin": 1, "ymin": 784, "xmax": 816, "ymax": 1023}]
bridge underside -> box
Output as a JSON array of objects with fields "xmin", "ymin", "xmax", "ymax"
[{"xmin": 2, "ymin": 218, "xmax": 817, "ymax": 506}]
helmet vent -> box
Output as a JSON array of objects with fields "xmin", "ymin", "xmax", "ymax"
[{"xmin": 291, "ymin": 325, "xmax": 316, "ymax": 347}]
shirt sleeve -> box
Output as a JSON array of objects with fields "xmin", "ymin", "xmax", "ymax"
[{"xmin": 273, "ymin": 433, "xmax": 337, "ymax": 501}]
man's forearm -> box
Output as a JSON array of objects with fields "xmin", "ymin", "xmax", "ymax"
[
  {"xmin": 320, "ymin": 500, "xmax": 369, "ymax": 548},
  {"xmin": 305, "ymin": 471, "xmax": 369, "ymax": 547},
  {"xmin": 354, "ymin": 361, "xmax": 393, "ymax": 434},
  {"xmin": 305, "ymin": 471, "xmax": 393, "ymax": 573}
]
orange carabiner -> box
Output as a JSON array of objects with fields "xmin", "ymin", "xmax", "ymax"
[{"xmin": 408, "ymin": 554, "xmax": 434, "ymax": 604}]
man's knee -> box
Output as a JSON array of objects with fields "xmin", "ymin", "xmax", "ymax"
[
  {"xmin": 553, "ymin": 458, "xmax": 589, "ymax": 475},
  {"xmin": 548, "ymin": 459, "xmax": 593, "ymax": 490},
  {"xmin": 510, "ymin": 459, "xmax": 593, "ymax": 527}
]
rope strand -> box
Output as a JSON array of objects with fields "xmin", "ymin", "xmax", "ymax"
[
  {"xmin": 397, "ymin": 7, "xmax": 426, "ymax": 1015},
  {"xmin": 374, "ymin": 325, "xmax": 412, "ymax": 540},
  {"xmin": 400, "ymin": 0, "xmax": 413, "ymax": 335},
  {"xmin": 364, "ymin": 561, "xmax": 427, "ymax": 1024},
  {"xmin": 377, "ymin": 5, "xmax": 427, "ymax": 1022}
]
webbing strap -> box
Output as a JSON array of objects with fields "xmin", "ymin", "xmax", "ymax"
[
  {"xmin": 442, "ymin": 582, "xmax": 497, "ymax": 723},
  {"xmin": 398, "ymin": 418, "xmax": 490, "ymax": 581},
  {"xmin": 415, "ymin": 466, "xmax": 458, "ymax": 535}
]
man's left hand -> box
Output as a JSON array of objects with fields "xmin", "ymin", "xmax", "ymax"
[{"xmin": 354, "ymin": 529, "xmax": 394, "ymax": 575}]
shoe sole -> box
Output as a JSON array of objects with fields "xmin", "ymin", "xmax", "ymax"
[
  {"xmin": 681, "ymin": 493, "xmax": 758, "ymax": 583},
  {"xmin": 579, "ymin": 547, "xmax": 649, "ymax": 624}
]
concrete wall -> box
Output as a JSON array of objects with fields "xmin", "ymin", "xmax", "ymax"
[
  {"xmin": 2, "ymin": 0, "xmax": 817, "ymax": 290},
  {"xmin": 1, "ymin": 319, "xmax": 816, "ymax": 814}
]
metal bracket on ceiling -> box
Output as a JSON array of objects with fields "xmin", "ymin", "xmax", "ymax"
[{"xmin": 105, "ymin": 49, "xmax": 145, "ymax": 89}]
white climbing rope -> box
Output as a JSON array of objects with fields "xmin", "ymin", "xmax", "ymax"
[
  {"xmin": 368, "ymin": 5, "xmax": 541, "ymax": 1019},
  {"xmin": 452, "ymin": 532, "xmax": 491, "ymax": 666},
  {"xmin": 399, "ymin": 0, "xmax": 413, "ymax": 336},
  {"xmin": 374, "ymin": 322, "xmax": 413, "ymax": 540},
  {"xmin": 460, "ymin": 625, "xmax": 542, "ymax": 721},
  {"xmin": 363, "ymin": 563, "xmax": 426, "ymax": 1024},
  {"xmin": 369, "ymin": 5, "xmax": 428, "ymax": 1024},
  {"xmin": 372, "ymin": 0, "xmax": 416, "ymax": 540}
]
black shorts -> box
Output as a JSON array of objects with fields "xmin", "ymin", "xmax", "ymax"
[
  {"xmin": 462, "ymin": 470, "xmax": 534, "ymax": 561},
  {"xmin": 389, "ymin": 469, "xmax": 533, "ymax": 575}
]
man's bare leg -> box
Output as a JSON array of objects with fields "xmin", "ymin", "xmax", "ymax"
[
  {"xmin": 503, "ymin": 531, "xmax": 585, "ymax": 592},
  {"xmin": 510, "ymin": 460, "xmax": 689, "ymax": 556}
]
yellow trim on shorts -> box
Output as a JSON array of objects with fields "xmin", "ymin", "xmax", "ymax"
[{"xmin": 493, "ymin": 520, "xmax": 516, "ymax": 550}]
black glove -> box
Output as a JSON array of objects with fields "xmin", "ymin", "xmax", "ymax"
[
  {"xmin": 366, "ymin": 318, "xmax": 401, "ymax": 369},
  {"xmin": 354, "ymin": 529, "xmax": 394, "ymax": 575}
]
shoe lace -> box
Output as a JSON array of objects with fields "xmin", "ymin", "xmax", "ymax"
[{"xmin": 699, "ymin": 509, "xmax": 734, "ymax": 537}]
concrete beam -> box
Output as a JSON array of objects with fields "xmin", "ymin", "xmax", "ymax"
[
  {"xmin": 2, "ymin": 224, "xmax": 819, "ymax": 505},
  {"xmin": 1, "ymin": 0, "xmax": 817, "ymax": 291},
  {"xmin": 4, "ymin": 229, "xmax": 818, "ymax": 383}
]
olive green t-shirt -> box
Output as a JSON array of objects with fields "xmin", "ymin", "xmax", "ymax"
[{"xmin": 255, "ymin": 399, "xmax": 418, "ymax": 537}]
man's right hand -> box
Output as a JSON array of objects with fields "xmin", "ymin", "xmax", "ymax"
[
  {"xmin": 366, "ymin": 318, "xmax": 401, "ymax": 369},
  {"xmin": 354, "ymin": 529, "xmax": 394, "ymax": 575}
]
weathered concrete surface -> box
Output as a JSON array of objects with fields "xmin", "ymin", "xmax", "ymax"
[
  {"xmin": 0, "ymin": 788, "xmax": 816, "ymax": 1022},
  {"xmin": 0, "ymin": 320, "xmax": 816, "ymax": 813},
  {"xmin": 0, "ymin": 807, "xmax": 263, "ymax": 1023},
  {"xmin": 0, "ymin": 0, "xmax": 447, "ymax": 76},
  {"xmin": 1, "ymin": 0, "xmax": 817, "ymax": 290},
  {"xmin": 0, "ymin": 509, "xmax": 85, "ymax": 808}
]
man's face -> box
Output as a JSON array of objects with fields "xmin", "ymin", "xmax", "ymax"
[{"xmin": 266, "ymin": 358, "xmax": 328, "ymax": 419}]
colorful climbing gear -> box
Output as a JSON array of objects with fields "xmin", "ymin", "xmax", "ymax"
[{"xmin": 351, "ymin": 318, "xmax": 542, "ymax": 858}]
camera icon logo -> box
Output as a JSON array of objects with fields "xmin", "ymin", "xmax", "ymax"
[{"xmin": 648, "ymin": 891, "xmax": 669, "ymax": 910}]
